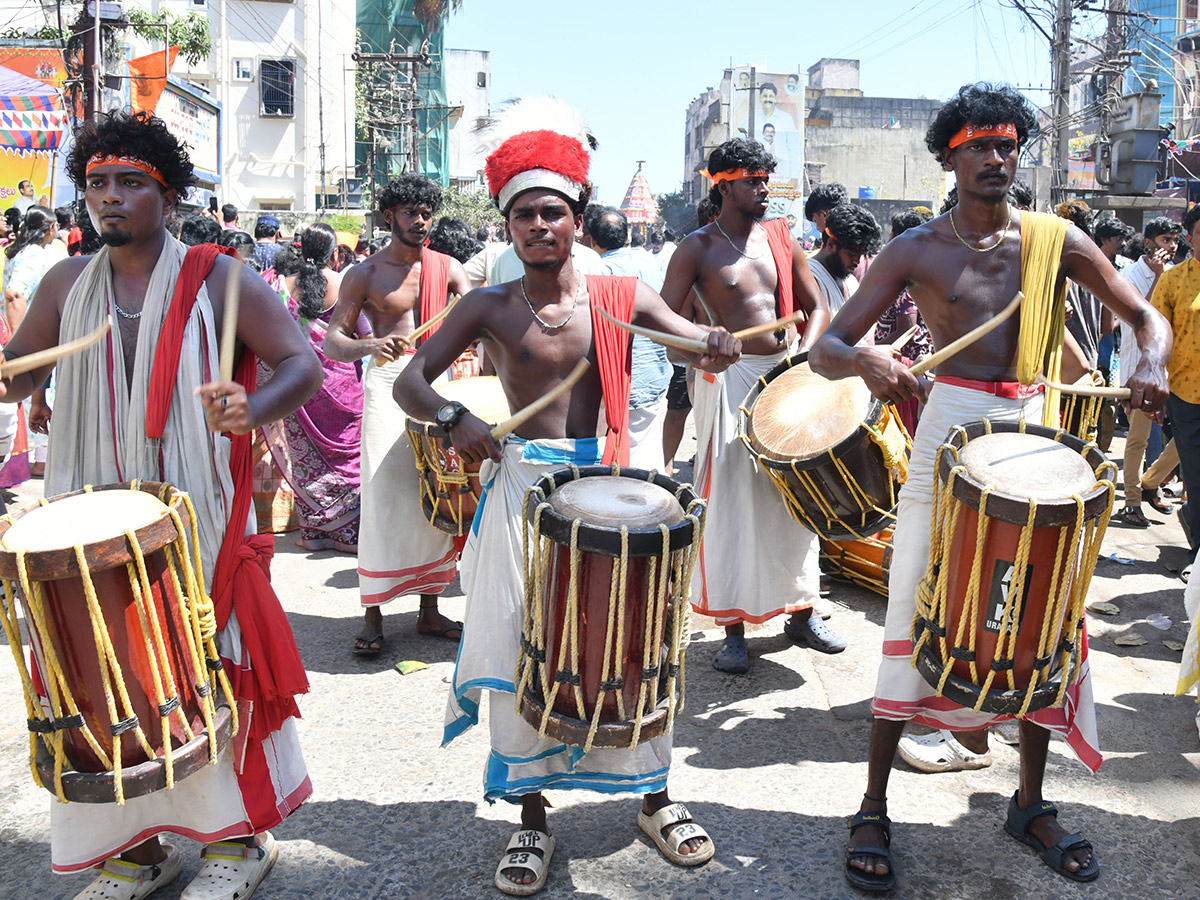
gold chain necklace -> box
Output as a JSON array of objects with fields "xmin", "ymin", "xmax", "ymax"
[{"xmin": 949, "ymin": 205, "xmax": 1012, "ymax": 253}]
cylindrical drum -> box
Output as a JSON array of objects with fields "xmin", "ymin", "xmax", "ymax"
[
  {"xmin": 406, "ymin": 376, "xmax": 512, "ymax": 537},
  {"xmin": 821, "ymin": 527, "xmax": 894, "ymax": 599},
  {"xmin": 0, "ymin": 482, "xmax": 233, "ymax": 803},
  {"xmin": 739, "ymin": 353, "xmax": 910, "ymax": 540},
  {"xmin": 912, "ymin": 421, "xmax": 1116, "ymax": 716},
  {"xmin": 516, "ymin": 466, "xmax": 704, "ymax": 751}
]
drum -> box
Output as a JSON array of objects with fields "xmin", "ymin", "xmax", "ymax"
[
  {"xmin": 739, "ymin": 353, "xmax": 911, "ymax": 540},
  {"xmin": 821, "ymin": 527, "xmax": 894, "ymax": 599},
  {"xmin": 515, "ymin": 466, "xmax": 705, "ymax": 751},
  {"xmin": 1059, "ymin": 370, "xmax": 1105, "ymax": 444},
  {"xmin": 406, "ymin": 376, "xmax": 512, "ymax": 537},
  {"xmin": 912, "ymin": 421, "xmax": 1116, "ymax": 716},
  {"xmin": 0, "ymin": 482, "xmax": 234, "ymax": 804}
]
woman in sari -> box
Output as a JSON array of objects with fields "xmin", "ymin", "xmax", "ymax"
[{"xmin": 264, "ymin": 224, "xmax": 364, "ymax": 551}]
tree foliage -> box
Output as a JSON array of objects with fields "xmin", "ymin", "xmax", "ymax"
[
  {"xmin": 413, "ymin": 0, "xmax": 464, "ymax": 31},
  {"xmin": 439, "ymin": 185, "xmax": 503, "ymax": 231},
  {"xmin": 125, "ymin": 8, "xmax": 212, "ymax": 66},
  {"xmin": 655, "ymin": 190, "xmax": 694, "ymax": 233}
]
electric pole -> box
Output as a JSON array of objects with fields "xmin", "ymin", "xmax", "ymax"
[{"xmin": 1049, "ymin": 0, "xmax": 1073, "ymax": 205}]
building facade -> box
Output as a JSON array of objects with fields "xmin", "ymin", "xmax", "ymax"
[{"xmin": 444, "ymin": 47, "xmax": 490, "ymax": 193}]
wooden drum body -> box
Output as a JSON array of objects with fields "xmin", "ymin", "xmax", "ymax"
[
  {"xmin": 1059, "ymin": 370, "xmax": 1105, "ymax": 444},
  {"xmin": 406, "ymin": 376, "xmax": 511, "ymax": 537},
  {"xmin": 821, "ymin": 527, "xmax": 894, "ymax": 598},
  {"xmin": 913, "ymin": 421, "xmax": 1115, "ymax": 716},
  {"xmin": 739, "ymin": 353, "xmax": 910, "ymax": 541},
  {"xmin": 516, "ymin": 467, "xmax": 705, "ymax": 751},
  {"xmin": 0, "ymin": 482, "xmax": 233, "ymax": 803}
]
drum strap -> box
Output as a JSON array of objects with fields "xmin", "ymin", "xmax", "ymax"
[
  {"xmin": 1017, "ymin": 212, "xmax": 1070, "ymax": 428},
  {"xmin": 416, "ymin": 247, "xmax": 453, "ymax": 347},
  {"xmin": 587, "ymin": 275, "xmax": 637, "ymax": 466},
  {"xmin": 761, "ymin": 217, "xmax": 795, "ymax": 321}
]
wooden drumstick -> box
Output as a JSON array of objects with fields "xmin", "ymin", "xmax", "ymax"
[
  {"xmin": 399, "ymin": 294, "xmax": 460, "ymax": 348},
  {"xmin": 889, "ymin": 323, "xmax": 920, "ymax": 352},
  {"xmin": 1035, "ymin": 374, "xmax": 1131, "ymax": 399},
  {"xmin": 490, "ymin": 359, "xmax": 590, "ymax": 441},
  {"xmin": 731, "ymin": 310, "xmax": 807, "ymax": 341},
  {"xmin": 0, "ymin": 319, "xmax": 112, "ymax": 380},
  {"xmin": 595, "ymin": 308, "xmax": 710, "ymax": 355},
  {"xmin": 219, "ymin": 262, "xmax": 240, "ymax": 383},
  {"xmin": 910, "ymin": 291, "xmax": 1023, "ymax": 377}
]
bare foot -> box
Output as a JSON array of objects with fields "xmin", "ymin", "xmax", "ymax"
[
  {"xmin": 642, "ymin": 791, "xmax": 709, "ymax": 856},
  {"xmin": 121, "ymin": 837, "xmax": 168, "ymax": 866},
  {"xmin": 847, "ymin": 796, "xmax": 889, "ymax": 878}
]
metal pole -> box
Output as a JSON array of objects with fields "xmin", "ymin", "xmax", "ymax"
[
  {"xmin": 748, "ymin": 66, "xmax": 757, "ymax": 141},
  {"xmin": 317, "ymin": 0, "xmax": 327, "ymax": 211},
  {"xmin": 1050, "ymin": 0, "xmax": 1072, "ymax": 204},
  {"xmin": 92, "ymin": 0, "xmax": 102, "ymax": 120}
]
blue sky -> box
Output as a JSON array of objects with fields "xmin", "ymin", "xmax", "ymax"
[{"xmin": 444, "ymin": 0, "xmax": 1070, "ymax": 203}]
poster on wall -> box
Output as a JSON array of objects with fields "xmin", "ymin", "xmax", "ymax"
[
  {"xmin": 157, "ymin": 81, "xmax": 219, "ymax": 180},
  {"xmin": 727, "ymin": 67, "xmax": 805, "ymax": 225}
]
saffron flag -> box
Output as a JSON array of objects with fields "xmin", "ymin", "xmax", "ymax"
[{"xmin": 128, "ymin": 46, "xmax": 179, "ymax": 115}]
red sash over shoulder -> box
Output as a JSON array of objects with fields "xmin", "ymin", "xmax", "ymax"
[
  {"xmin": 761, "ymin": 217, "xmax": 795, "ymax": 319},
  {"xmin": 587, "ymin": 274, "xmax": 637, "ymax": 466},
  {"xmin": 416, "ymin": 246, "xmax": 453, "ymax": 345},
  {"xmin": 146, "ymin": 243, "xmax": 308, "ymax": 742}
]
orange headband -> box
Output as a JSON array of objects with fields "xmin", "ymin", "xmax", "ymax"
[
  {"xmin": 948, "ymin": 122, "xmax": 1018, "ymax": 150},
  {"xmin": 86, "ymin": 153, "xmax": 169, "ymax": 188},
  {"xmin": 701, "ymin": 167, "xmax": 769, "ymax": 185}
]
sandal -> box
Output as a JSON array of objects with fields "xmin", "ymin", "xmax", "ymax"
[
  {"xmin": 494, "ymin": 829, "xmax": 555, "ymax": 897},
  {"xmin": 897, "ymin": 729, "xmax": 993, "ymax": 773},
  {"xmin": 845, "ymin": 810, "xmax": 896, "ymax": 892},
  {"xmin": 1003, "ymin": 792, "xmax": 1099, "ymax": 883},
  {"xmin": 353, "ymin": 632, "xmax": 384, "ymax": 657},
  {"xmin": 417, "ymin": 621, "xmax": 463, "ymax": 641},
  {"xmin": 1113, "ymin": 506, "xmax": 1150, "ymax": 528},
  {"xmin": 637, "ymin": 802, "xmax": 715, "ymax": 867},
  {"xmin": 712, "ymin": 635, "xmax": 750, "ymax": 674},
  {"xmin": 72, "ymin": 846, "xmax": 182, "ymax": 900},
  {"xmin": 1144, "ymin": 489, "xmax": 1173, "ymax": 513},
  {"xmin": 181, "ymin": 834, "xmax": 278, "ymax": 900}
]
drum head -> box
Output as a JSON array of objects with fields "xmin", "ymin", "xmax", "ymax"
[
  {"xmin": 3, "ymin": 490, "xmax": 172, "ymax": 553},
  {"xmin": 546, "ymin": 476, "xmax": 684, "ymax": 530},
  {"xmin": 435, "ymin": 376, "xmax": 512, "ymax": 425},
  {"xmin": 957, "ymin": 432, "xmax": 1096, "ymax": 501},
  {"xmin": 748, "ymin": 361, "xmax": 872, "ymax": 461}
]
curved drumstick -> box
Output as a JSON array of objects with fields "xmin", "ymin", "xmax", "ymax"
[
  {"xmin": 400, "ymin": 294, "xmax": 461, "ymax": 348},
  {"xmin": 490, "ymin": 359, "xmax": 590, "ymax": 440},
  {"xmin": 1035, "ymin": 374, "xmax": 1131, "ymax": 399},
  {"xmin": 595, "ymin": 308, "xmax": 710, "ymax": 355},
  {"xmin": 910, "ymin": 291, "xmax": 1023, "ymax": 377},
  {"xmin": 0, "ymin": 318, "xmax": 112, "ymax": 380},
  {"xmin": 219, "ymin": 262, "xmax": 240, "ymax": 383}
]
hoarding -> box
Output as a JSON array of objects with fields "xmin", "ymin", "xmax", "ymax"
[{"xmin": 727, "ymin": 67, "xmax": 805, "ymax": 223}]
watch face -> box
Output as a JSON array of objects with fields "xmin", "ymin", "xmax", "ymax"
[{"xmin": 437, "ymin": 403, "xmax": 458, "ymax": 426}]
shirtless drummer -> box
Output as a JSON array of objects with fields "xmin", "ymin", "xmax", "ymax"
[
  {"xmin": 659, "ymin": 138, "xmax": 842, "ymax": 674},
  {"xmin": 323, "ymin": 174, "xmax": 473, "ymax": 656}
]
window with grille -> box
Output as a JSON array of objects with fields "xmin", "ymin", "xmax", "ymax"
[{"xmin": 260, "ymin": 59, "xmax": 295, "ymax": 118}]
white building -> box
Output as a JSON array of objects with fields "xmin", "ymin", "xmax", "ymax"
[{"xmin": 444, "ymin": 47, "xmax": 490, "ymax": 193}]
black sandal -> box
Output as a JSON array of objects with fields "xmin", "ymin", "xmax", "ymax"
[
  {"xmin": 1113, "ymin": 506, "xmax": 1150, "ymax": 527},
  {"xmin": 1145, "ymin": 490, "xmax": 1173, "ymax": 513},
  {"xmin": 845, "ymin": 810, "xmax": 897, "ymax": 892},
  {"xmin": 1003, "ymin": 791, "xmax": 1099, "ymax": 883}
]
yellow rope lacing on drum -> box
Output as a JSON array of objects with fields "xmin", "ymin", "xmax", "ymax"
[
  {"xmin": 1058, "ymin": 371, "xmax": 1105, "ymax": 444},
  {"xmin": 514, "ymin": 465, "xmax": 706, "ymax": 752},
  {"xmin": 407, "ymin": 423, "xmax": 474, "ymax": 534},
  {"xmin": 1, "ymin": 482, "xmax": 232, "ymax": 803},
  {"xmin": 1017, "ymin": 212, "xmax": 1070, "ymax": 427}
]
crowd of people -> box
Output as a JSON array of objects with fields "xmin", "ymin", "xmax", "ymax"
[{"xmin": 0, "ymin": 78, "xmax": 1197, "ymax": 900}]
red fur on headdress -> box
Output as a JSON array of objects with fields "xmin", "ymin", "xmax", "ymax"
[{"xmin": 485, "ymin": 130, "xmax": 590, "ymax": 198}]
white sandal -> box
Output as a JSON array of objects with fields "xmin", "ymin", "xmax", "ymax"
[
  {"xmin": 72, "ymin": 845, "xmax": 182, "ymax": 900},
  {"xmin": 898, "ymin": 729, "xmax": 993, "ymax": 773},
  {"xmin": 637, "ymin": 802, "xmax": 715, "ymax": 867},
  {"xmin": 494, "ymin": 829, "xmax": 555, "ymax": 897},
  {"xmin": 180, "ymin": 833, "xmax": 277, "ymax": 900}
]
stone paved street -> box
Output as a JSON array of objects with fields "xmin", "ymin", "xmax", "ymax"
[{"xmin": 0, "ymin": 431, "xmax": 1197, "ymax": 900}]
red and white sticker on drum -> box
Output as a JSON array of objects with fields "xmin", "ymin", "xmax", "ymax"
[{"xmin": 983, "ymin": 559, "xmax": 1032, "ymax": 635}]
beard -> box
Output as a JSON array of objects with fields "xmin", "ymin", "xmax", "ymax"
[
  {"xmin": 99, "ymin": 229, "xmax": 133, "ymax": 247},
  {"xmin": 823, "ymin": 252, "xmax": 849, "ymax": 279}
]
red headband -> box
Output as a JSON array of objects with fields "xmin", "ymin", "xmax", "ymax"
[
  {"xmin": 86, "ymin": 153, "xmax": 169, "ymax": 188},
  {"xmin": 701, "ymin": 167, "xmax": 769, "ymax": 185},
  {"xmin": 948, "ymin": 122, "xmax": 1018, "ymax": 150}
]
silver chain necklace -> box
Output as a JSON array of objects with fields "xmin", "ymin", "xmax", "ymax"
[
  {"xmin": 520, "ymin": 275, "xmax": 582, "ymax": 331},
  {"xmin": 112, "ymin": 300, "xmax": 141, "ymax": 320},
  {"xmin": 714, "ymin": 219, "xmax": 765, "ymax": 260}
]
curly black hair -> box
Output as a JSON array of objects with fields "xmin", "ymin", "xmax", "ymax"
[
  {"xmin": 1149, "ymin": 214, "xmax": 1186, "ymax": 241},
  {"xmin": 377, "ymin": 173, "xmax": 443, "ymax": 214},
  {"xmin": 705, "ymin": 139, "xmax": 776, "ymax": 208},
  {"xmin": 66, "ymin": 110, "xmax": 197, "ymax": 198},
  {"xmin": 925, "ymin": 83, "xmax": 1038, "ymax": 159},
  {"xmin": 1054, "ymin": 199, "xmax": 1093, "ymax": 237},
  {"xmin": 804, "ymin": 183, "xmax": 848, "ymax": 222},
  {"xmin": 825, "ymin": 203, "xmax": 883, "ymax": 254},
  {"xmin": 427, "ymin": 216, "xmax": 483, "ymax": 263},
  {"xmin": 696, "ymin": 197, "xmax": 718, "ymax": 228},
  {"xmin": 1092, "ymin": 214, "xmax": 1132, "ymax": 245},
  {"xmin": 179, "ymin": 213, "xmax": 220, "ymax": 247},
  {"xmin": 890, "ymin": 207, "xmax": 931, "ymax": 239},
  {"xmin": 1008, "ymin": 176, "xmax": 1034, "ymax": 210}
]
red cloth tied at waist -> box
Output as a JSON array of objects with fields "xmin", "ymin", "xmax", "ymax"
[
  {"xmin": 146, "ymin": 243, "xmax": 309, "ymax": 741},
  {"xmin": 935, "ymin": 374, "xmax": 1045, "ymax": 400}
]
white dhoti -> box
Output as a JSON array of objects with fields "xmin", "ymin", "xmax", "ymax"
[
  {"xmin": 1177, "ymin": 547, "xmax": 1200, "ymax": 702},
  {"xmin": 628, "ymin": 397, "xmax": 666, "ymax": 472},
  {"xmin": 445, "ymin": 437, "xmax": 671, "ymax": 802},
  {"xmin": 690, "ymin": 352, "xmax": 820, "ymax": 624},
  {"xmin": 873, "ymin": 381, "xmax": 1102, "ymax": 771},
  {"xmin": 358, "ymin": 355, "xmax": 457, "ymax": 605}
]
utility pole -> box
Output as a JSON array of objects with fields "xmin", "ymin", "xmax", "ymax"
[
  {"xmin": 748, "ymin": 66, "xmax": 757, "ymax": 140},
  {"xmin": 316, "ymin": 0, "xmax": 327, "ymax": 211},
  {"xmin": 1049, "ymin": 0, "xmax": 1072, "ymax": 205}
]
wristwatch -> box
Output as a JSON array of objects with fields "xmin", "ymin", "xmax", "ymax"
[{"xmin": 436, "ymin": 400, "xmax": 467, "ymax": 430}]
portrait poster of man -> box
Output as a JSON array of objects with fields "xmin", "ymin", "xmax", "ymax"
[{"xmin": 729, "ymin": 67, "xmax": 805, "ymax": 218}]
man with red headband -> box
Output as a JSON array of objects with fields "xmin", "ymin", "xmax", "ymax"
[
  {"xmin": 659, "ymin": 138, "xmax": 836, "ymax": 675},
  {"xmin": 810, "ymin": 83, "xmax": 1171, "ymax": 892},
  {"xmin": 324, "ymin": 173, "xmax": 473, "ymax": 656},
  {"xmin": 395, "ymin": 97, "xmax": 739, "ymax": 896},
  {"xmin": 0, "ymin": 111, "xmax": 321, "ymax": 899}
]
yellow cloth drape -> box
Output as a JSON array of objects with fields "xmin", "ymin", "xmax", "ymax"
[{"xmin": 1017, "ymin": 211, "xmax": 1070, "ymax": 426}]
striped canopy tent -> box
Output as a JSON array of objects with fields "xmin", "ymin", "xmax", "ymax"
[
  {"xmin": 0, "ymin": 65, "xmax": 65, "ymax": 153},
  {"xmin": 619, "ymin": 161, "xmax": 659, "ymax": 226}
]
